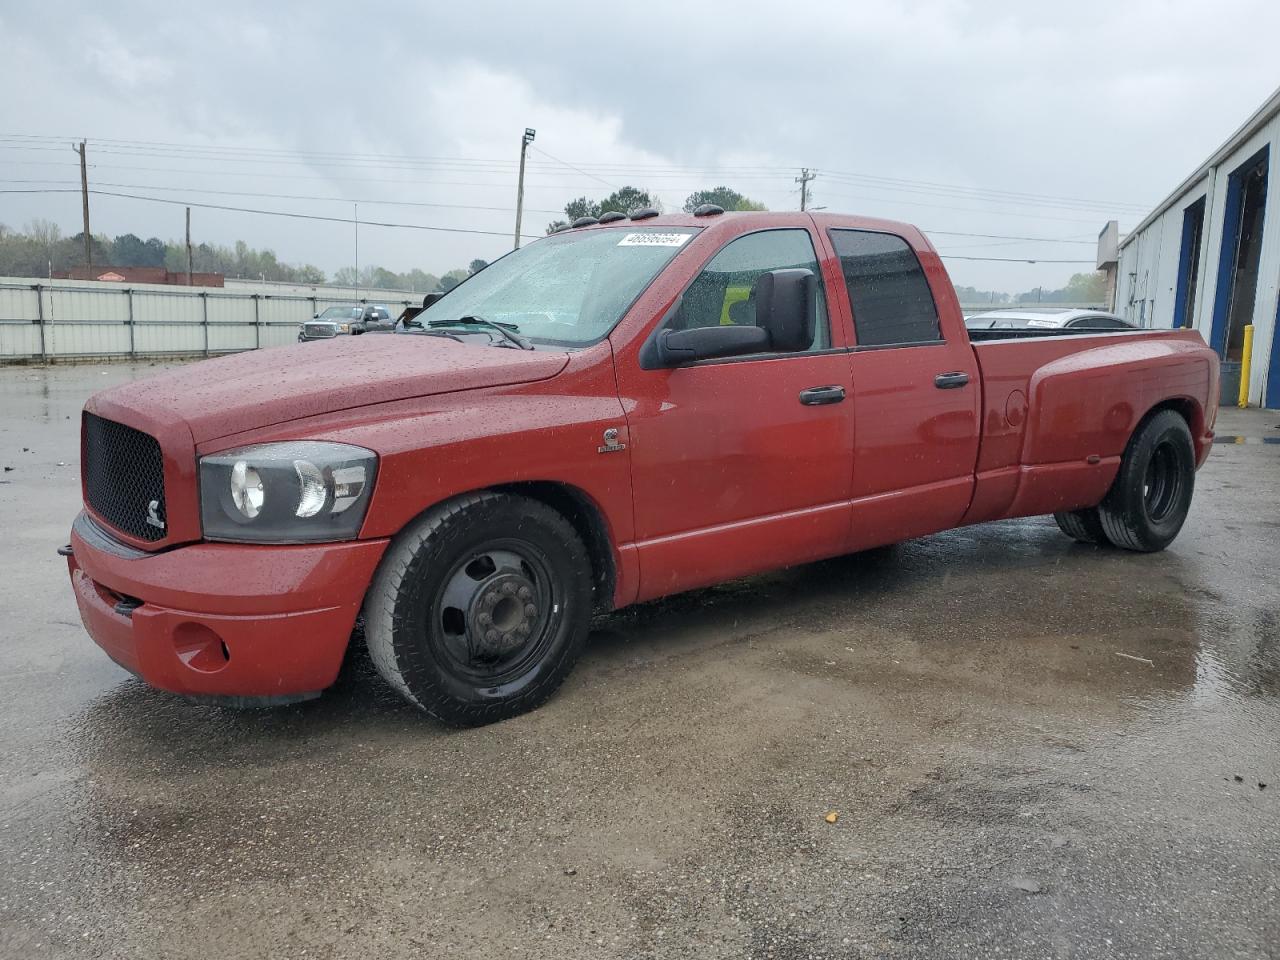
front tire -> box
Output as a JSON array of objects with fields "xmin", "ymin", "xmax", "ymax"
[
  {"xmin": 364, "ymin": 492, "xmax": 593, "ymax": 726},
  {"xmin": 1097, "ymin": 410, "xmax": 1196, "ymax": 552}
]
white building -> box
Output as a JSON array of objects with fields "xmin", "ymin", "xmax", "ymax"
[{"xmin": 1115, "ymin": 85, "xmax": 1280, "ymax": 409}]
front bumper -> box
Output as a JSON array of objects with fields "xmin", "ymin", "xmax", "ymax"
[{"xmin": 66, "ymin": 512, "xmax": 388, "ymax": 700}]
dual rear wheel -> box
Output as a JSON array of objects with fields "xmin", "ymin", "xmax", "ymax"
[{"xmin": 1054, "ymin": 409, "xmax": 1196, "ymax": 552}]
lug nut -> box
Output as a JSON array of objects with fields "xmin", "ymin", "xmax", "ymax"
[
  {"xmin": 502, "ymin": 582, "xmax": 516, "ymax": 595},
  {"xmin": 517, "ymin": 586, "xmax": 532, "ymax": 600},
  {"xmin": 524, "ymin": 603, "xmax": 537, "ymax": 617},
  {"xmin": 486, "ymin": 629, "xmax": 499, "ymax": 643},
  {"xmin": 478, "ymin": 613, "xmax": 491, "ymax": 627}
]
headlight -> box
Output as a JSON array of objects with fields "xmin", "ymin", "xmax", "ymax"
[
  {"xmin": 338, "ymin": 323, "xmax": 351, "ymax": 333},
  {"xmin": 199, "ymin": 441, "xmax": 377, "ymax": 543}
]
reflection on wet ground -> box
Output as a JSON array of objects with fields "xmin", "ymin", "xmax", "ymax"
[{"xmin": 0, "ymin": 366, "xmax": 1277, "ymax": 959}]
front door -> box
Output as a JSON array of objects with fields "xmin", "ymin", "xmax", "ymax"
[{"xmin": 616, "ymin": 227, "xmax": 855, "ymax": 602}]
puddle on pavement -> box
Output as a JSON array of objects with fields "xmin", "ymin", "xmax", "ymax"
[{"xmin": 1212, "ymin": 435, "xmax": 1280, "ymax": 444}]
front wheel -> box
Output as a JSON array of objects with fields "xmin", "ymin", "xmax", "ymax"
[
  {"xmin": 364, "ymin": 492, "xmax": 593, "ymax": 726},
  {"xmin": 1097, "ymin": 410, "xmax": 1196, "ymax": 552}
]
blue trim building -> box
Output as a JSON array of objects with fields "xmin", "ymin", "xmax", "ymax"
[{"xmin": 1116, "ymin": 86, "xmax": 1280, "ymax": 409}]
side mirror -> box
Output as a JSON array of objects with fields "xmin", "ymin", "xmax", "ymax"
[
  {"xmin": 754, "ymin": 268, "xmax": 816, "ymax": 352},
  {"xmin": 656, "ymin": 324, "xmax": 769, "ymax": 365}
]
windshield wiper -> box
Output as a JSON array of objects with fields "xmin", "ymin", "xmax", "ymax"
[{"xmin": 427, "ymin": 315, "xmax": 533, "ymax": 350}]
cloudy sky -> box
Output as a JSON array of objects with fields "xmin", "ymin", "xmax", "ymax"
[{"xmin": 3, "ymin": 0, "xmax": 1279, "ymax": 293}]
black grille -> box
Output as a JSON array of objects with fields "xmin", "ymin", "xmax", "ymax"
[{"xmin": 83, "ymin": 413, "xmax": 167, "ymax": 542}]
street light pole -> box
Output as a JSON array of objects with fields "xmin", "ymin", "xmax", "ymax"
[{"xmin": 514, "ymin": 128, "xmax": 536, "ymax": 249}]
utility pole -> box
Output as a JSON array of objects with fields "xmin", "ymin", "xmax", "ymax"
[
  {"xmin": 185, "ymin": 207, "xmax": 193, "ymax": 286},
  {"xmin": 353, "ymin": 202, "xmax": 360, "ymax": 301},
  {"xmin": 795, "ymin": 168, "xmax": 817, "ymax": 211},
  {"xmin": 74, "ymin": 140, "xmax": 91, "ymax": 270},
  {"xmin": 514, "ymin": 128, "xmax": 536, "ymax": 249}
]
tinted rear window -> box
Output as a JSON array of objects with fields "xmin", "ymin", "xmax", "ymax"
[{"xmin": 829, "ymin": 230, "xmax": 940, "ymax": 347}]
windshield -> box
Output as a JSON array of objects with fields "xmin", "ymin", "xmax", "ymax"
[
  {"xmin": 318, "ymin": 306, "xmax": 360, "ymax": 320},
  {"xmin": 418, "ymin": 227, "xmax": 700, "ymax": 346}
]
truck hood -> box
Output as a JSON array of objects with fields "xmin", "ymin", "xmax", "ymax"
[{"xmin": 87, "ymin": 336, "xmax": 570, "ymax": 444}]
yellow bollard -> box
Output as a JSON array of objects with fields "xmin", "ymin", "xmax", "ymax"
[{"xmin": 1238, "ymin": 324, "xmax": 1254, "ymax": 408}]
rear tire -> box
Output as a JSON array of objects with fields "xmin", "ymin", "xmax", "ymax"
[
  {"xmin": 364, "ymin": 492, "xmax": 593, "ymax": 726},
  {"xmin": 1053, "ymin": 508, "xmax": 1108, "ymax": 544},
  {"xmin": 1097, "ymin": 410, "xmax": 1196, "ymax": 552}
]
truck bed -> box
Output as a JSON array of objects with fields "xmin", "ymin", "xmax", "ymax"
[{"xmin": 960, "ymin": 327, "xmax": 1218, "ymax": 525}]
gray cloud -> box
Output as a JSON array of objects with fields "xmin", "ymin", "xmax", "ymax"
[{"xmin": 3, "ymin": 0, "xmax": 1279, "ymax": 292}]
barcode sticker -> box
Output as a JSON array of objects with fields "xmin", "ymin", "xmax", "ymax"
[{"xmin": 617, "ymin": 233, "xmax": 692, "ymax": 247}]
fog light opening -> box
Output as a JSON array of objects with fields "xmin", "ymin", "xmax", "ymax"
[{"xmin": 172, "ymin": 622, "xmax": 231, "ymax": 674}]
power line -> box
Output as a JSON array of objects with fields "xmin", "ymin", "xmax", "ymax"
[
  {"xmin": 0, "ymin": 135, "xmax": 1148, "ymax": 211},
  {"xmin": 527, "ymin": 145, "xmax": 619, "ymax": 190},
  {"xmin": 920, "ymin": 228, "xmax": 1094, "ymax": 244},
  {"xmin": 2, "ymin": 179, "xmax": 1103, "ymax": 249},
  {"xmin": 0, "ymin": 187, "xmax": 543, "ymax": 239},
  {"xmin": 1, "ymin": 186, "xmax": 1106, "ymax": 256},
  {"xmin": 0, "ymin": 178, "xmax": 565, "ymax": 215},
  {"xmin": 939, "ymin": 255, "xmax": 1095, "ymax": 263},
  {"xmin": 815, "ymin": 187, "xmax": 1114, "ymax": 225},
  {"xmin": 819, "ymin": 168, "xmax": 1149, "ymax": 212}
]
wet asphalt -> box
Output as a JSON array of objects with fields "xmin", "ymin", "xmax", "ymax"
[{"xmin": 0, "ymin": 362, "xmax": 1277, "ymax": 960}]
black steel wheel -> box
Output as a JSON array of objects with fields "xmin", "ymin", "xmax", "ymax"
[
  {"xmin": 1097, "ymin": 409, "xmax": 1196, "ymax": 552},
  {"xmin": 364, "ymin": 492, "xmax": 592, "ymax": 725}
]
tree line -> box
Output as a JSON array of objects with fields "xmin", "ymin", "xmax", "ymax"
[
  {"xmin": 0, "ymin": 220, "xmax": 487, "ymax": 293},
  {"xmin": 954, "ymin": 272, "xmax": 1107, "ymax": 305},
  {"xmin": 1, "ymin": 190, "xmax": 1107, "ymax": 303}
]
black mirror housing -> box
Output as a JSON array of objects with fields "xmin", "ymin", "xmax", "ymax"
[
  {"xmin": 754, "ymin": 268, "xmax": 816, "ymax": 352},
  {"xmin": 657, "ymin": 325, "xmax": 770, "ymax": 365}
]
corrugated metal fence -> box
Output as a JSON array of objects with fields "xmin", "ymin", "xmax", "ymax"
[
  {"xmin": 0, "ymin": 275, "xmax": 1111, "ymax": 363},
  {"xmin": 0, "ymin": 277, "xmax": 422, "ymax": 362}
]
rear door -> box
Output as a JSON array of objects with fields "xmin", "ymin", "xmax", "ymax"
[{"xmin": 821, "ymin": 227, "xmax": 981, "ymax": 550}]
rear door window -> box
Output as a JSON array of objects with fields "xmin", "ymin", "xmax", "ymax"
[{"xmin": 829, "ymin": 230, "xmax": 941, "ymax": 347}]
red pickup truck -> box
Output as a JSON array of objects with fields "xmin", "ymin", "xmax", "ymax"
[{"xmin": 64, "ymin": 210, "xmax": 1219, "ymax": 725}]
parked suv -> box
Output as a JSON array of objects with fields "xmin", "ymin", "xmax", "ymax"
[{"xmin": 299, "ymin": 304, "xmax": 394, "ymax": 342}]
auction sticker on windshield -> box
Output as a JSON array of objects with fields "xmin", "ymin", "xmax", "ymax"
[{"xmin": 617, "ymin": 233, "xmax": 693, "ymax": 247}]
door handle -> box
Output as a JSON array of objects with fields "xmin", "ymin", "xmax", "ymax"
[
  {"xmin": 799, "ymin": 385, "xmax": 846, "ymax": 405},
  {"xmin": 934, "ymin": 371, "xmax": 970, "ymax": 389}
]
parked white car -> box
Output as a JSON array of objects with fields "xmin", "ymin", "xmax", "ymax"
[{"xmin": 965, "ymin": 308, "xmax": 1134, "ymax": 332}]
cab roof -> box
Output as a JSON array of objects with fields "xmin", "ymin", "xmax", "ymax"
[{"xmin": 558, "ymin": 209, "xmax": 933, "ymax": 251}]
